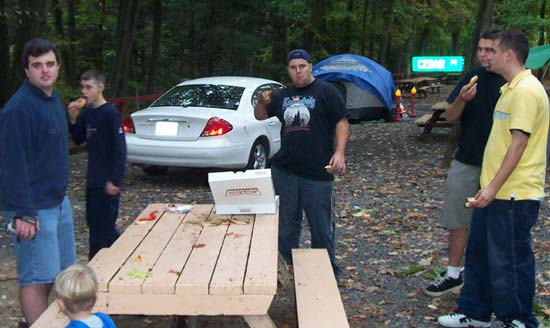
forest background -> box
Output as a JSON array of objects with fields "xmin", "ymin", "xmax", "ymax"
[{"xmin": 1, "ymin": 0, "xmax": 550, "ymax": 109}]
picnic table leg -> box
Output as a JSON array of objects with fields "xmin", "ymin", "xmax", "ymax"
[
  {"xmin": 278, "ymin": 253, "xmax": 296, "ymax": 307},
  {"xmin": 243, "ymin": 315, "xmax": 276, "ymax": 328}
]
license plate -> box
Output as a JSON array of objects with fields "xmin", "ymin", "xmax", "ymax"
[{"xmin": 155, "ymin": 121, "xmax": 178, "ymax": 136}]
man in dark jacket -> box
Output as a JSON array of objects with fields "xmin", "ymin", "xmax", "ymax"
[
  {"xmin": 67, "ymin": 69, "xmax": 127, "ymax": 260},
  {"xmin": 0, "ymin": 39, "xmax": 76, "ymax": 327}
]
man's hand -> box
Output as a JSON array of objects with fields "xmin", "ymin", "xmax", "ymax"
[
  {"xmin": 328, "ymin": 151, "xmax": 346, "ymax": 174},
  {"xmin": 258, "ymin": 89, "xmax": 275, "ymax": 106},
  {"xmin": 458, "ymin": 80, "xmax": 477, "ymax": 103},
  {"xmin": 105, "ymin": 181, "xmax": 121, "ymax": 196},
  {"xmin": 67, "ymin": 100, "xmax": 82, "ymax": 124},
  {"xmin": 468, "ymin": 185, "xmax": 497, "ymax": 208},
  {"xmin": 14, "ymin": 216, "xmax": 40, "ymax": 240}
]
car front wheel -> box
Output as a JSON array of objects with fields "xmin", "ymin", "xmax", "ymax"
[{"xmin": 246, "ymin": 140, "xmax": 268, "ymax": 170}]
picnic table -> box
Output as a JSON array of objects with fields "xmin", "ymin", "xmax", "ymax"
[
  {"xmin": 32, "ymin": 203, "xmax": 279, "ymax": 328},
  {"xmin": 396, "ymin": 77, "xmax": 440, "ymax": 97},
  {"xmin": 415, "ymin": 101, "xmax": 454, "ymax": 139}
]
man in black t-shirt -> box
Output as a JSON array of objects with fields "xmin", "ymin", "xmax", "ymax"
[
  {"xmin": 425, "ymin": 29, "xmax": 506, "ymax": 297},
  {"xmin": 255, "ymin": 49, "xmax": 349, "ymax": 277}
]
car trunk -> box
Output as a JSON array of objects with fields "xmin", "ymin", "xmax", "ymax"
[{"xmin": 131, "ymin": 106, "xmax": 229, "ymax": 141}]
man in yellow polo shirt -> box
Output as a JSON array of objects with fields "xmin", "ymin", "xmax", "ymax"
[{"xmin": 438, "ymin": 30, "xmax": 549, "ymax": 328}]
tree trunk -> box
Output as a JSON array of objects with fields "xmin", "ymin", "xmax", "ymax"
[
  {"xmin": 303, "ymin": 0, "xmax": 326, "ymax": 53},
  {"xmin": 65, "ymin": 0, "xmax": 77, "ymax": 81},
  {"xmin": 538, "ymin": 0, "xmax": 546, "ymax": 46},
  {"xmin": 360, "ymin": 0, "xmax": 368, "ymax": 56},
  {"xmin": 0, "ymin": 0, "xmax": 11, "ymax": 106},
  {"xmin": 468, "ymin": 0, "xmax": 494, "ymax": 68},
  {"xmin": 206, "ymin": 0, "xmax": 215, "ymax": 75},
  {"xmin": 417, "ymin": 0, "xmax": 434, "ymax": 55},
  {"xmin": 341, "ymin": 0, "xmax": 354, "ymax": 53},
  {"xmin": 368, "ymin": 0, "xmax": 376, "ymax": 58},
  {"xmin": 112, "ymin": 0, "xmax": 140, "ymax": 97},
  {"xmin": 12, "ymin": 0, "xmax": 48, "ymax": 86},
  {"xmin": 377, "ymin": 0, "xmax": 393, "ymax": 65},
  {"xmin": 147, "ymin": 0, "xmax": 162, "ymax": 94}
]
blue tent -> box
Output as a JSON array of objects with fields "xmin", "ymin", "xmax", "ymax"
[{"xmin": 312, "ymin": 54, "xmax": 396, "ymax": 121}]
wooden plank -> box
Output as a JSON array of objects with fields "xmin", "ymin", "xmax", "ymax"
[
  {"xmin": 109, "ymin": 207, "xmax": 185, "ymax": 294},
  {"xmin": 243, "ymin": 315, "xmax": 277, "ymax": 328},
  {"xmin": 210, "ymin": 215, "xmax": 254, "ymax": 295},
  {"xmin": 244, "ymin": 213, "xmax": 278, "ymax": 295},
  {"xmin": 293, "ymin": 249, "xmax": 349, "ymax": 328},
  {"xmin": 142, "ymin": 204, "xmax": 213, "ymax": 294},
  {"xmin": 89, "ymin": 203, "xmax": 167, "ymax": 292},
  {"xmin": 102, "ymin": 292, "xmax": 273, "ymax": 315},
  {"xmin": 30, "ymin": 302, "xmax": 68, "ymax": 328},
  {"xmin": 175, "ymin": 211, "xmax": 229, "ymax": 295}
]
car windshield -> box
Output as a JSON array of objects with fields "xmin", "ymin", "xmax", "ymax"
[{"xmin": 151, "ymin": 84, "xmax": 244, "ymax": 110}]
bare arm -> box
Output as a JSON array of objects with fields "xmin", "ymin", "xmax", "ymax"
[
  {"xmin": 329, "ymin": 118, "xmax": 349, "ymax": 173},
  {"xmin": 254, "ymin": 89, "xmax": 274, "ymax": 120},
  {"xmin": 470, "ymin": 130, "xmax": 529, "ymax": 207},
  {"xmin": 445, "ymin": 82, "xmax": 477, "ymax": 123}
]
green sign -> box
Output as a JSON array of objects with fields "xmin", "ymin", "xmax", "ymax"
[{"xmin": 412, "ymin": 56, "xmax": 464, "ymax": 72}]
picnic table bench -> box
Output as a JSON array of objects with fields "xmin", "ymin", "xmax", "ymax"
[
  {"xmin": 32, "ymin": 203, "xmax": 279, "ymax": 328},
  {"xmin": 415, "ymin": 101, "xmax": 454, "ymax": 139},
  {"xmin": 293, "ymin": 249, "xmax": 349, "ymax": 328}
]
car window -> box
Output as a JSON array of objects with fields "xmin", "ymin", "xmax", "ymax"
[
  {"xmin": 151, "ymin": 84, "xmax": 245, "ymax": 110},
  {"xmin": 251, "ymin": 83, "xmax": 284, "ymax": 107}
]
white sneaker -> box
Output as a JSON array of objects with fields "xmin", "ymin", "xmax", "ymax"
[
  {"xmin": 438, "ymin": 312, "xmax": 491, "ymax": 327},
  {"xmin": 500, "ymin": 319, "xmax": 526, "ymax": 328}
]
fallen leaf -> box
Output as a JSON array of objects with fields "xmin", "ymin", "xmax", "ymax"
[{"xmin": 193, "ymin": 243, "xmax": 207, "ymax": 248}]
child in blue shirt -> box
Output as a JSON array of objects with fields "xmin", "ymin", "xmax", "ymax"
[{"xmin": 54, "ymin": 264, "xmax": 116, "ymax": 328}]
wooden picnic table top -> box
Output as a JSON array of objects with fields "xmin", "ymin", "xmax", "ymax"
[{"xmin": 32, "ymin": 203, "xmax": 279, "ymax": 327}]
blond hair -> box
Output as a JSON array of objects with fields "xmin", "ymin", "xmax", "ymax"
[{"xmin": 54, "ymin": 264, "xmax": 98, "ymax": 314}]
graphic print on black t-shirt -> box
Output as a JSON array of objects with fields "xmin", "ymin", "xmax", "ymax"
[{"xmin": 282, "ymin": 96, "xmax": 316, "ymax": 132}]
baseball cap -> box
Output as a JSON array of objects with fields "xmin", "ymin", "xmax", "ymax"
[{"xmin": 286, "ymin": 49, "xmax": 312, "ymax": 64}]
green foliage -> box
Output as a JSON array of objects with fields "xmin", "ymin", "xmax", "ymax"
[{"xmin": 2, "ymin": 0, "xmax": 550, "ymax": 104}]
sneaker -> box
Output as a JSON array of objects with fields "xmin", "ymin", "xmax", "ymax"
[
  {"xmin": 438, "ymin": 312, "xmax": 491, "ymax": 327},
  {"xmin": 425, "ymin": 271, "xmax": 464, "ymax": 296},
  {"xmin": 500, "ymin": 319, "xmax": 525, "ymax": 328}
]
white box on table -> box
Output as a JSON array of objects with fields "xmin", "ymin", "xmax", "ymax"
[{"xmin": 208, "ymin": 169, "xmax": 277, "ymax": 214}]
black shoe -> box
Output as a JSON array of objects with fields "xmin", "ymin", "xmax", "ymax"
[
  {"xmin": 424, "ymin": 271, "xmax": 463, "ymax": 297},
  {"xmin": 18, "ymin": 320, "xmax": 29, "ymax": 328}
]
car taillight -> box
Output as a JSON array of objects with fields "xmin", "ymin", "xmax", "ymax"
[
  {"xmin": 123, "ymin": 117, "xmax": 135, "ymax": 134},
  {"xmin": 200, "ymin": 117, "xmax": 233, "ymax": 137}
]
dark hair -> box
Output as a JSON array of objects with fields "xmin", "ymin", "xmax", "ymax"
[
  {"xmin": 22, "ymin": 38, "xmax": 61, "ymax": 69},
  {"xmin": 480, "ymin": 28, "xmax": 502, "ymax": 40},
  {"xmin": 496, "ymin": 29, "xmax": 530, "ymax": 65},
  {"xmin": 81, "ymin": 69, "xmax": 106, "ymax": 85}
]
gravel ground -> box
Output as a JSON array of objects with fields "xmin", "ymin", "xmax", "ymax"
[{"xmin": 1, "ymin": 84, "xmax": 550, "ymax": 327}]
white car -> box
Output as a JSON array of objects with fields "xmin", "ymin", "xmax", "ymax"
[{"xmin": 124, "ymin": 76, "xmax": 283, "ymax": 175}]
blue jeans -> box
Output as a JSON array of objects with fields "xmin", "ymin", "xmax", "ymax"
[
  {"xmin": 3, "ymin": 196, "xmax": 76, "ymax": 286},
  {"xmin": 86, "ymin": 188, "xmax": 121, "ymax": 260},
  {"xmin": 271, "ymin": 166, "xmax": 340, "ymax": 276},
  {"xmin": 458, "ymin": 199, "xmax": 539, "ymax": 327}
]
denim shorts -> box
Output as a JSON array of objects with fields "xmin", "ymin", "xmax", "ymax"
[
  {"xmin": 440, "ymin": 160, "xmax": 482, "ymax": 229},
  {"xmin": 3, "ymin": 196, "xmax": 76, "ymax": 286}
]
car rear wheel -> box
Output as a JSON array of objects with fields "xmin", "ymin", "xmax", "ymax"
[
  {"xmin": 246, "ymin": 140, "xmax": 268, "ymax": 170},
  {"xmin": 142, "ymin": 165, "xmax": 169, "ymax": 176}
]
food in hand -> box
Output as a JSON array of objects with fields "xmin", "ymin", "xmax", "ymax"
[
  {"xmin": 324, "ymin": 165, "xmax": 332, "ymax": 172},
  {"xmin": 464, "ymin": 197, "xmax": 476, "ymax": 208},
  {"xmin": 468, "ymin": 75, "xmax": 478, "ymax": 86},
  {"xmin": 74, "ymin": 98, "xmax": 86, "ymax": 109}
]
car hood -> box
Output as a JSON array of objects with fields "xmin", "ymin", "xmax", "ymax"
[{"xmin": 131, "ymin": 106, "xmax": 243, "ymax": 141}]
